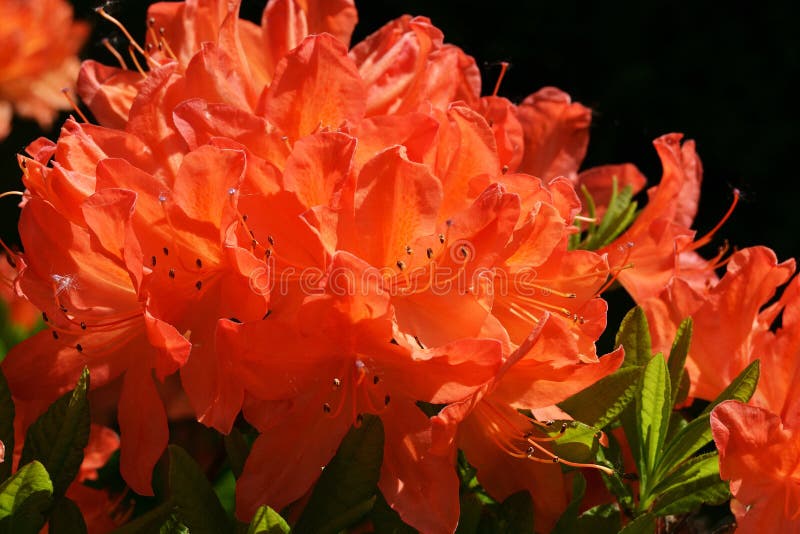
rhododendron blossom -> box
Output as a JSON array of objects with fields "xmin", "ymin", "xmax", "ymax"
[
  {"xmin": 1, "ymin": 0, "xmax": 786, "ymax": 532},
  {"xmin": 0, "ymin": 0, "xmax": 88, "ymax": 139}
]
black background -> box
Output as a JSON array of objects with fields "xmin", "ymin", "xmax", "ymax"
[{"xmin": 3, "ymin": 0, "xmax": 798, "ymax": 263}]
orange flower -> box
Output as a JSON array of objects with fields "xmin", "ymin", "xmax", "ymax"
[
  {"xmin": 2, "ymin": 190, "xmax": 191, "ymax": 495},
  {"xmin": 0, "ymin": 0, "xmax": 88, "ymax": 138},
  {"xmin": 3, "ymin": 2, "xmax": 627, "ymax": 530},
  {"xmin": 644, "ymin": 246, "xmax": 794, "ymax": 402},
  {"xmin": 0, "ymin": 252, "xmax": 38, "ymax": 332},
  {"xmin": 219, "ymin": 252, "xmax": 504, "ymax": 533},
  {"xmin": 711, "ymin": 400, "xmax": 800, "ymax": 531},
  {"xmin": 598, "ymin": 133, "xmax": 713, "ymax": 304}
]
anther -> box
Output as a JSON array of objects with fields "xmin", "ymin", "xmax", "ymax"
[
  {"xmin": 333, "ymin": 378, "xmax": 342, "ymax": 388},
  {"xmin": 384, "ymin": 395, "xmax": 391, "ymax": 406},
  {"xmin": 168, "ymin": 269, "xmax": 175, "ymax": 279},
  {"xmin": 396, "ymin": 260, "xmax": 406, "ymax": 271},
  {"xmin": 76, "ymin": 344, "xmax": 83, "ymax": 353},
  {"xmin": 52, "ymin": 331, "xmax": 59, "ymax": 340},
  {"xmin": 552, "ymin": 456, "xmax": 560, "ymax": 463},
  {"xmin": 263, "ymin": 310, "xmax": 272, "ymax": 319},
  {"xmin": 438, "ymin": 234, "xmax": 445, "ymax": 244},
  {"xmin": 228, "ymin": 318, "xmax": 242, "ymax": 323},
  {"xmin": 373, "ymin": 375, "xmax": 380, "ymax": 385},
  {"xmin": 426, "ymin": 248, "xmax": 434, "ymax": 259},
  {"xmin": 195, "ymin": 281, "xmax": 202, "ymax": 290},
  {"xmin": 323, "ymin": 403, "xmax": 332, "ymax": 413},
  {"xmin": 267, "ymin": 235, "xmax": 275, "ymax": 246},
  {"xmin": 151, "ymin": 256, "xmax": 157, "ymax": 266},
  {"xmin": 242, "ymin": 214, "xmax": 248, "ymax": 222},
  {"xmin": 406, "ymin": 246, "xmax": 413, "ymax": 255},
  {"xmin": 355, "ymin": 414, "xmax": 364, "ymax": 426},
  {"xmin": 42, "ymin": 312, "xmax": 48, "ymax": 323},
  {"xmin": 502, "ymin": 165, "xmax": 509, "ymax": 174},
  {"xmin": 194, "ymin": 258, "xmax": 202, "ymax": 268},
  {"xmin": 59, "ymin": 304, "xmax": 68, "ymax": 313},
  {"xmin": 148, "ymin": 17, "xmax": 155, "ymax": 26},
  {"xmin": 163, "ymin": 247, "xmax": 169, "ymax": 256},
  {"xmin": 228, "ymin": 188, "xmax": 237, "ymax": 196},
  {"xmin": 80, "ymin": 322, "xmax": 86, "ymax": 330}
]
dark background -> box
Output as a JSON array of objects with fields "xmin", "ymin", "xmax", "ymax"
[{"xmin": 3, "ymin": 0, "xmax": 798, "ymax": 262}]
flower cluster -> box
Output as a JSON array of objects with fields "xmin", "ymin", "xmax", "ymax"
[
  {"xmin": 0, "ymin": 0, "xmax": 797, "ymax": 532},
  {"xmin": 0, "ymin": 0, "xmax": 88, "ymax": 139}
]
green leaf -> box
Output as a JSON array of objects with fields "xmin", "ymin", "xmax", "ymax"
[
  {"xmin": 247, "ymin": 506, "xmax": 289, "ymax": 534},
  {"xmin": 650, "ymin": 452, "xmax": 719, "ymax": 499},
  {"xmin": 159, "ymin": 513, "xmax": 189, "ymax": 534},
  {"xmin": 455, "ymin": 492, "xmax": 483, "ymax": 534},
  {"xmin": 667, "ymin": 318, "xmax": 692, "ymax": 406},
  {"xmin": 551, "ymin": 421, "xmax": 603, "ymax": 464},
  {"xmin": 596, "ymin": 436, "xmax": 634, "ymax": 514},
  {"xmin": 635, "ymin": 354, "xmax": 671, "ymax": 498},
  {"xmin": 0, "ymin": 460, "xmax": 53, "ymax": 534},
  {"xmin": 553, "ymin": 473, "xmax": 586, "ymax": 534},
  {"xmin": 496, "ymin": 491, "xmax": 534, "ymax": 534},
  {"xmin": 615, "ymin": 307, "xmax": 652, "ymax": 368},
  {"xmin": 110, "ymin": 502, "xmax": 175, "ymax": 534},
  {"xmin": 20, "ymin": 368, "xmax": 90, "ymax": 498},
  {"xmin": 48, "ymin": 497, "xmax": 87, "ymax": 534},
  {"xmin": 558, "ymin": 366, "xmax": 643, "ymax": 428},
  {"xmin": 168, "ymin": 445, "xmax": 230, "ymax": 534},
  {"xmin": 368, "ymin": 492, "xmax": 416, "ymax": 534},
  {"xmin": 656, "ymin": 360, "xmax": 760, "ymax": 477},
  {"xmin": 223, "ymin": 428, "xmax": 250, "ymax": 479},
  {"xmin": 652, "ymin": 477, "xmax": 729, "ymax": 516},
  {"xmin": 619, "ymin": 512, "xmax": 656, "ymax": 534},
  {"xmin": 0, "ymin": 368, "xmax": 14, "ymax": 482},
  {"xmin": 294, "ymin": 415, "xmax": 384, "ymax": 534},
  {"xmin": 586, "ymin": 183, "xmax": 638, "ymax": 250},
  {"xmin": 575, "ymin": 504, "xmax": 621, "ymax": 532}
]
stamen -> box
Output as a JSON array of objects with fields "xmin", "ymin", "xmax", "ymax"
[
  {"xmin": 128, "ymin": 45, "xmax": 147, "ymax": 76},
  {"xmin": 492, "ymin": 61, "xmax": 510, "ymax": 97},
  {"xmin": 689, "ymin": 189, "xmax": 740, "ymax": 251},
  {"xmin": 60, "ymin": 89, "xmax": 90, "ymax": 123},
  {"xmin": 101, "ymin": 38, "xmax": 128, "ymax": 69},
  {"xmin": 95, "ymin": 7, "xmax": 148, "ymax": 59}
]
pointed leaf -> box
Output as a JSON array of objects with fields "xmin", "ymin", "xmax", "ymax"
[
  {"xmin": 615, "ymin": 307, "xmax": 652, "ymax": 368},
  {"xmin": 110, "ymin": 502, "xmax": 175, "ymax": 534},
  {"xmin": 667, "ymin": 318, "xmax": 692, "ymax": 406},
  {"xmin": 247, "ymin": 505, "xmax": 290, "ymax": 534},
  {"xmin": 558, "ymin": 366, "xmax": 643, "ymax": 428},
  {"xmin": 368, "ymin": 492, "xmax": 416, "ymax": 534},
  {"xmin": 575, "ymin": 504, "xmax": 621, "ymax": 532},
  {"xmin": 635, "ymin": 354, "xmax": 670, "ymax": 497},
  {"xmin": 656, "ymin": 360, "xmax": 760, "ymax": 477},
  {"xmin": 650, "ymin": 452, "xmax": 719, "ymax": 499},
  {"xmin": 652, "ymin": 476, "xmax": 729, "ymax": 516},
  {"xmin": 49, "ymin": 497, "xmax": 87, "ymax": 534},
  {"xmin": 294, "ymin": 415, "xmax": 384, "ymax": 534},
  {"xmin": 168, "ymin": 445, "xmax": 229, "ymax": 534},
  {"xmin": 497, "ymin": 491, "xmax": 534, "ymax": 534},
  {"xmin": 619, "ymin": 512, "xmax": 656, "ymax": 534},
  {"xmin": 20, "ymin": 368, "xmax": 90, "ymax": 497},
  {"xmin": 455, "ymin": 492, "xmax": 483, "ymax": 534},
  {"xmin": 0, "ymin": 460, "xmax": 53, "ymax": 533},
  {"xmin": 553, "ymin": 473, "xmax": 586, "ymax": 534},
  {"xmin": 223, "ymin": 428, "xmax": 250, "ymax": 479},
  {"xmin": 551, "ymin": 420, "xmax": 603, "ymax": 464},
  {"xmin": 159, "ymin": 513, "xmax": 189, "ymax": 534},
  {"xmin": 0, "ymin": 369, "xmax": 13, "ymax": 482}
]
